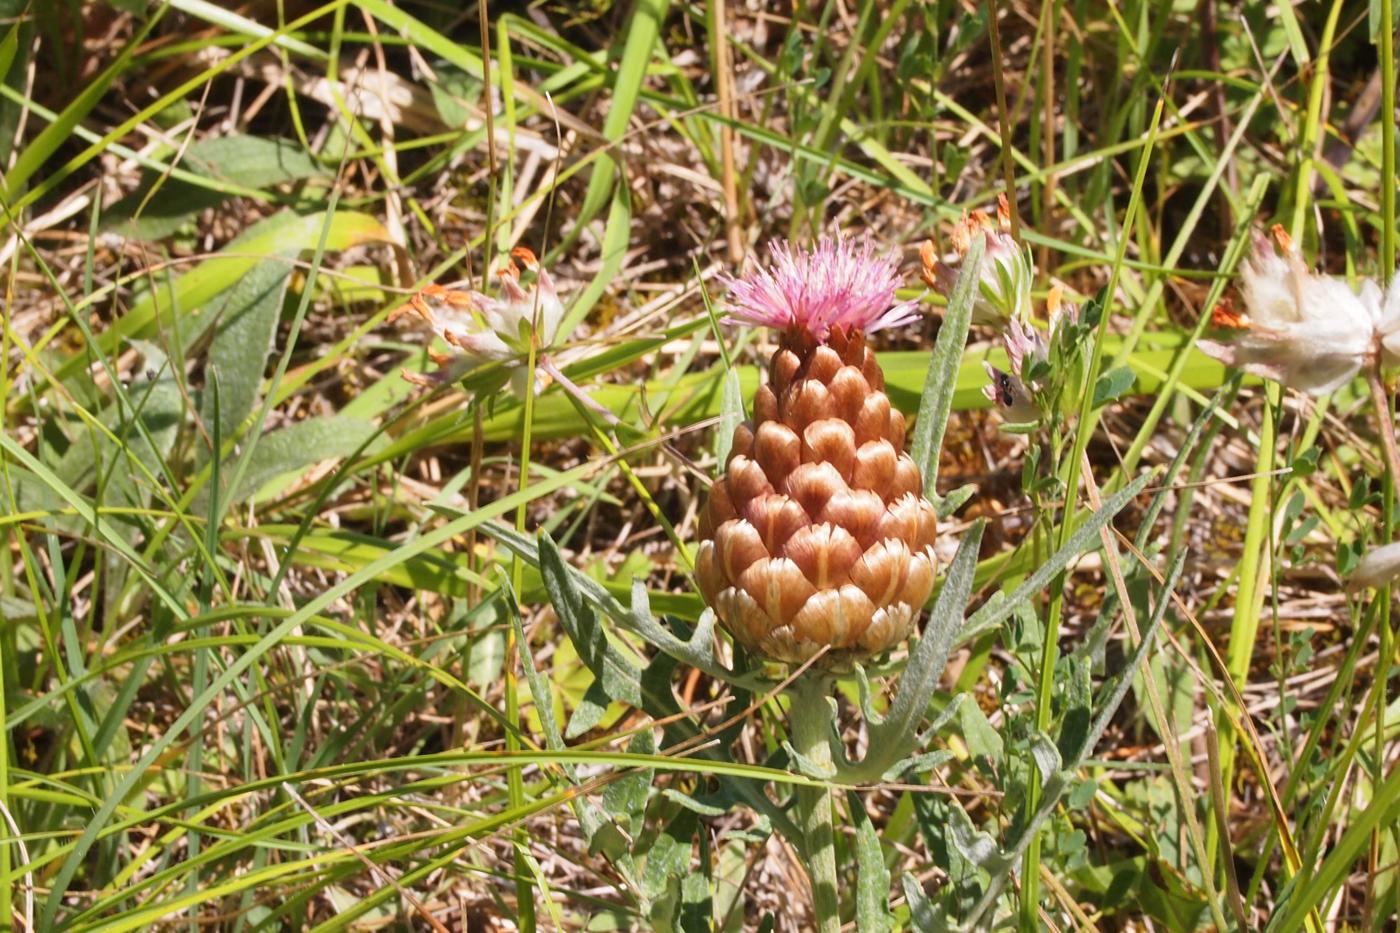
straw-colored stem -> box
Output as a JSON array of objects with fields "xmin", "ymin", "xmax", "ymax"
[{"xmin": 1369, "ymin": 366, "xmax": 1400, "ymax": 487}]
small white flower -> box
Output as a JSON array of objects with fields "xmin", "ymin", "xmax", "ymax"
[
  {"xmin": 1198, "ymin": 226, "xmax": 1400, "ymax": 395},
  {"xmin": 922, "ymin": 194, "xmax": 1034, "ymax": 325},
  {"xmin": 391, "ymin": 247, "xmax": 568, "ymax": 395},
  {"xmin": 1348, "ymin": 539, "xmax": 1400, "ymax": 590}
]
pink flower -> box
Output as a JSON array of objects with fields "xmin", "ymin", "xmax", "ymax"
[
  {"xmin": 1003, "ymin": 315, "xmax": 1044, "ymax": 379},
  {"xmin": 721, "ymin": 236, "xmax": 921, "ymax": 340}
]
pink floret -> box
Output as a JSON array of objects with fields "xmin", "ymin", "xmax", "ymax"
[{"xmin": 721, "ymin": 236, "xmax": 920, "ymax": 340}]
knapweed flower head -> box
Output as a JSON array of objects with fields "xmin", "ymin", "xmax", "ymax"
[
  {"xmin": 697, "ymin": 237, "xmax": 939, "ymax": 665},
  {"xmin": 921, "ymin": 193, "xmax": 1034, "ymax": 325},
  {"xmin": 1198, "ymin": 225, "xmax": 1400, "ymax": 395},
  {"xmin": 391, "ymin": 247, "xmax": 567, "ymax": 395},
  {"xmin": 721, "ymin": 235, "xmax": 921, "ymax": 341}
]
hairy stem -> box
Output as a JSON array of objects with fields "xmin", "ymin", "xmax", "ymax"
[{"xmin": 790, "ymin": 676, "xmax": 840, "ymax": 933}]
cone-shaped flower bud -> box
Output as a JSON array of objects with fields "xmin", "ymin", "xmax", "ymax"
[
  {"xmin": 1198, "ymin": 226, "xmax": 1400, "ymax": 395},
  {"xmin": 390, "ymin": 247, "xmax": 568, "ymax": 395},
  {"xmin": 921, "ymin": 193, "xmax": 1033, "ymax": 325},
  {"xmin": 698, "ymin": 237, "xmax": 937, "ymax": 665}
]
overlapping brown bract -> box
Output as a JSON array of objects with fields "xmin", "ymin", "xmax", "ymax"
[{"xmin": 695, "ymin": 327, "xmax": 938, "ymax": 664}]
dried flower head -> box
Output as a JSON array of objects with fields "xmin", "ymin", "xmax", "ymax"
[
  {"xmin": 391, "ymin": 247, "xmax": 567, "ymax": 395},
  {"xmin": 921, "ymin": 193, "xmax": 1033, "ymax": 325},
  {"xmin": 1198, "ymin": 226, "xmax": 1400, "ymax": 395},
  {"xmin": 1348, "ymin": 539, "xmax": 1400, "ymax": 591},
  {"xmin": 697, "ymin": 238, "xmax": 938, "ymax": 665},
  {"xmin": 721, "ymin": 236, "xmax": 921, "ymax": 340}
]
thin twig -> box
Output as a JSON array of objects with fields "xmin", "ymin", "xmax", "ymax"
[
  {"xmin": 0, "ymin": 798, "xmax": 33, "ymax": 933},
  {"xmin": 1367, "ymin": 365, "xmax": 1400, "ymax": 486},
  {"xmin": 282, "ymin": 782, "xmax": 451, "ymax": 933},
  {"xmin": 987, "ymin": 0, "xmax": 1021, "ymax": 238},
  {"xmin": 712, "ymin": 0, "xmax": 744, "ymax": 264},
  {"xmin": 539, "ymin": 356, "xmax": 622, "ymax": 426}
]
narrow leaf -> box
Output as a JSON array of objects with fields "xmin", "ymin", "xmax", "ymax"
[
  {"xmin": 848, "ymin": 790, "xmax": 895, "ymax": 933},
  {"xmin": 200, "ymin": 259, "xmax": 293, "ymax": 443},
  {"xmin": 911, "ymin": 234, "xmax": 984, "ymax": 495},
  {"xmin": 901, "ymin": 873, "xmax": 943, "ymax": 931},
  {"xmin": 715, "ymin": 367, "xmax": 744, "ymax": 466},
  {"xmin": 957, "ymin": 700, "xmax": 1004, "ymax": 764},
  {"xmin": 961, "ymin": 469, "xmax": 1155, "ymax": 642},
  {"xmin": 538, "ymin": 534, "xmax": 643, "ymax": 706}
]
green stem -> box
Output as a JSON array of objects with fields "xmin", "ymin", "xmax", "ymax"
[
  {"xmin": 1211, "ymin": 382, "xmax": 1277, "ymax": 849},
  {"xmin": 790, "ymin": 676, "xmax": 840, "ymax": 933},
  {"xmin": 1021, "ymin": 79, "xmax": 1168, "ymax": 926},
  {"xmin": 1373, "ymin": 0, "xmax": 1396, "ymax": 912}
]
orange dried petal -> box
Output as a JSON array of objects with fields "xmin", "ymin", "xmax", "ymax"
[
  {"xmin": 818, "ymin": 488, "xmax": 885, "ymax": 551},
  {"xmin": 784, "ymin": 522, "xmax": 862, "ymax": 590},
  {"xmin": 919, "ymin": 240, "xmax": 939, "ymax": 289},
  {"xmin": 784, "ymin": 461, "xmax": 846, "ymax": 519},
  {"xmin": 852, "ymin": 440, "xmax": 897, "ymax": 499},
  {"xmin": 715, "ymin": 518, "xmax": 768, "ymax": 581},
  {"xmin": 802, "ymin": 418, "xmax": 857, "ymax": 480}
]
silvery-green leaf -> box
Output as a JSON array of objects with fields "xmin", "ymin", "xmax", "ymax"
[
  {"xmin": 912, "ymin": 235, "xmax": 984, "ymax": 495},
  {"xmin": 848, "ymin": 790, "xmax": 895, "ymax": 933},
  {"xmin": 565, "ymin": 681, "xmax": 611, "ymax": 739},
  {"xmin": 902, "ymin": 872, "xmax": 945, "ymax": 931},
  {"xmin": 958, "ymin": 700, "xmax": 1004, "ymax": 764}
]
